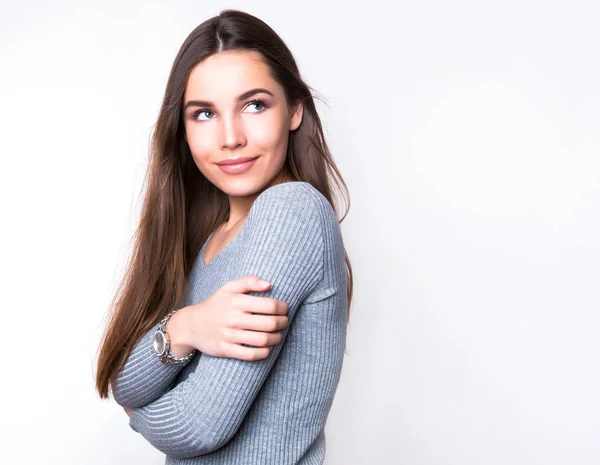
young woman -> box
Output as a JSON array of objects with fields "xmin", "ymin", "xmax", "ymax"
[{"xmin": 95, "ymin": 9, "xmax": 353, "ymax": 464}]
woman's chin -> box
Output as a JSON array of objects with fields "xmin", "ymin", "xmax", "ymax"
[{"xmin": 215, "ymin": 176, "xmax": 268, "ymax": 198}]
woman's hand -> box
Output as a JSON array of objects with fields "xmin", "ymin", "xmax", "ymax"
[{"xmin": 167, "ymin": 276, "xmax": 289, "ymax": 361}]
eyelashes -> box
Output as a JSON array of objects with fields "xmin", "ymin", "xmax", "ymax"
[{"xmin": 190, "ymin": 99, "xmax": 270, "ymax": 122}]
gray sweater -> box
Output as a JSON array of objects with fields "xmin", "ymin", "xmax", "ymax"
[{"xmin": 111, "ymin": 181, "xmax": 348, "ymax": 464}]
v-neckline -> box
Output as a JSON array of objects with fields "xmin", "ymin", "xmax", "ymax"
[{"xmin": 200, "ymin": 220, "xmax": 248, "ymax": 267}]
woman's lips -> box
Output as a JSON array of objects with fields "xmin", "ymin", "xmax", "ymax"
[{"xmin": 217, "ymin": 157, "xmax": 258, "ymax": 174}]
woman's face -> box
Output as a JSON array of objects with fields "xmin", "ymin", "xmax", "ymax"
[{"xmin": 182, "ymin": 50, "xmax": 303, "ymax": 197}]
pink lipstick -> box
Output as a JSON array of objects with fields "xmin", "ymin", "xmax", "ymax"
[{"xmin": 216, "ymin": 157, "xmax": 258, "ymax": 174}]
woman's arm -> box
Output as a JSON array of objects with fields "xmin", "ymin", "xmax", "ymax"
[
  {"xmin": 110, "ymin": 320, "xmax": 192, "ymax": 408},
  {"xmin": 128, "ymin": 182, "xmax": 329, "ymax": 458}
]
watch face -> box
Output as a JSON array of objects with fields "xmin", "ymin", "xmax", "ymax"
[{"xmin": 153, "ymin": 331, "xmax": 166, "ymax": 355}]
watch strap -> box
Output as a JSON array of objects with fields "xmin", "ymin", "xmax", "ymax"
[{"xmin": 156, "ymin": 308, "xmax": 197, "ymax": 364}]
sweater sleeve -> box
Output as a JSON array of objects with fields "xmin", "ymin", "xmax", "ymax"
[
  {"xmin": 111, "ymin": 321, "xmax": 193, "ymax": 408},
  {"xmin": 128, "ymin": 183, "xmax": 326, "ymax": 458}
]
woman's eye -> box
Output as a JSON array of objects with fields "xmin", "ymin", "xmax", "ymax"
[
  {"xmin": 246, "ymin": 100, "xmax": 266, "ymax": 112},
  {"xmin": 193, "ymin": 110, "xmax": 214, "ymax": 121},
  {"xmin": 191, "ymin": 100, "xmax": 267, "ymax": 121}
]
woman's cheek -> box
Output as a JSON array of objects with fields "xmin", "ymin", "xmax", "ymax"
[
  {"xmin": 248, "ymin": 113, "xmax": 284, "ymax": 148},
  {"xmin": 187, "ymin": 129, "xmax": 212, "ymax": 158}
]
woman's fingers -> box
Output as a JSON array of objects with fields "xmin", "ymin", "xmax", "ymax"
[
  {"xmin": 221, "ymin": 275, "xmax": 271, "ymax": 294},
  {"xmin": 230, "ymin": 312, "xmax": 288, "ymax": 332},
  {"xmin": 220, "ymin": 341, "xmax": 271, "ymax": 361},
  {"xmin": 235, "ymin": 294, "xmax": 288, "ymax": 315},
  {"xmin": 225, "ymin": 328, "xmax": 283, "ymax": 347}
]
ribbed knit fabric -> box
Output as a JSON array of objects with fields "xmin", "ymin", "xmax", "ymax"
[{"xmin": 111, "ymin": 181, "xmax": 348, "ymax": 464}]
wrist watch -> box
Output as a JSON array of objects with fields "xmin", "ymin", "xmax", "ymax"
[{"xmin": 153, "ymin": 308, "xmax": 197, "ymax": 364}]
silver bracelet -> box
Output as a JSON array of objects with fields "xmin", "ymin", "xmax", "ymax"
[{"xmin": 153, "ymin": 308, "xmax": 197, "ymax": 364}]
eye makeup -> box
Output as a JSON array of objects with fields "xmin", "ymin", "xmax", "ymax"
[{"xmin": 188, "ymin": 98, "xmax": 272, "ymax": 122}]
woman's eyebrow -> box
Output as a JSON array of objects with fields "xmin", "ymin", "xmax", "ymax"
[{"xmin": 184, "ymin": 88, "xmax": 274, "ymax": 109}]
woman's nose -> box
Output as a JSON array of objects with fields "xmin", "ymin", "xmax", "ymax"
[{"xmin": 220, "ymin": 115, "xmax": 247, "ymax": 150}]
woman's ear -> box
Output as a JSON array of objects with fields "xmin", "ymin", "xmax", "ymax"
[{"xmin": 289, "ymin": 101, "xmax": 303, "ymax": 132}]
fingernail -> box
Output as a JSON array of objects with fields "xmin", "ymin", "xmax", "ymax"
[{"xmin": 258, "ymin": 280, "xmax": 270, "ymax": 286}]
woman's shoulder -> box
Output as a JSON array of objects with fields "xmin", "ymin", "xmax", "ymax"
[
  {"xmin": 241, "ymin": 181, "xmax": 343, "ymax": 265},
  {"xmin": 250, "ymin": 181, "xmax": 336, "ymax": 225},
  {"xmin": 254, "ymin": 180, "xmax": 321, "ymax": 202}
]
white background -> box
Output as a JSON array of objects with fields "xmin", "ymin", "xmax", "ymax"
[{"xmin": 1, "ymin": 1, "xmax": 599, "ymax": 464}]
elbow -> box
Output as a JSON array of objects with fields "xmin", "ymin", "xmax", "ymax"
[
  {"xmin": 128, "ymin": 412, "xmax": 220, "ymax": 458},
  {"xmin": 160, "ymin": 424, "xmax": 237, "ymax": 458},
  {"xmin": 132, "ymin": 398, "xmax": 241, "ymax": 458},
  {"xmin": 159, "ymin": 437, "xmax": 224, "ymax": 459}
]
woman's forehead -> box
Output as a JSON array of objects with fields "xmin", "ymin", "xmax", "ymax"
[{"xmin": 184, "ymin": 51, "xmax": 281, "ymax": 102}]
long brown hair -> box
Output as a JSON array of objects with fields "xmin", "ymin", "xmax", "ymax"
[{"xmin": 95, "ymin": 9, "xmax": 353, "ymax": 399}]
